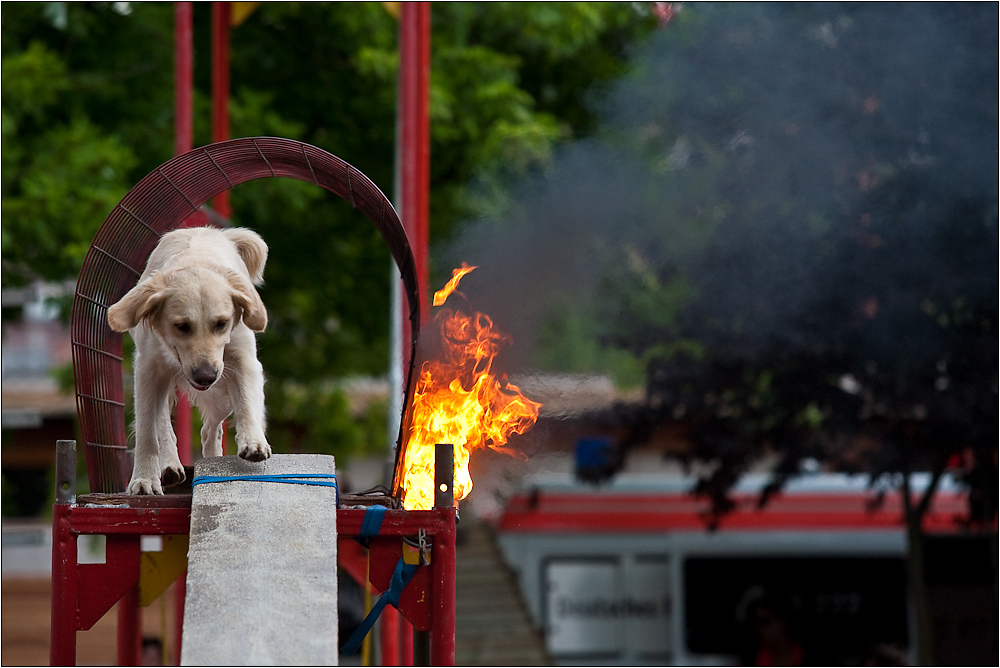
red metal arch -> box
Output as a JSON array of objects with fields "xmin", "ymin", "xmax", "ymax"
[{"xmin": 71, "ymin": 136, "xmax": 421, "ymax": 493}]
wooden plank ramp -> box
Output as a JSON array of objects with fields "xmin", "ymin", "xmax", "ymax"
[{"xmin": 181, "ymin": 454, "xmax": 338, "ymax": 666}]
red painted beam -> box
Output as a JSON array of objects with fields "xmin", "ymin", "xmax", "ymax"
[
  {"xmin": 499, "ymin": 490, "xmax": 973, "ymax": 533},
  {"xmin": 430, "ymin": 506, "xmax": 457, "ymax": 665},
  {"xmin": 173, "ymin": 1, "xmax": 194, "ymax": 466},
  {"xmin": 174, "ymin": 2, "xmax": 194, "ymax": 158},
  {"xmin": 50, "ymin": 503, "xmax": 79, "ymax": 665},
  {"xmin": 65, "ymin": 507, "xmax": 194, "ymax": 535},
  {"xmin": 116, "ymin": 586, "xmax": 141, "ymax": 666},
  {"xmin": 398, "ymin": 0, "xmax": 431, "ymax": 393},
  {"xmin": 381, "ymin": 606, "xmax": 400, "ymax": 666},
  {"xmin": 211, "ymin": 1, "xmax": 232, "ymax": 221}
]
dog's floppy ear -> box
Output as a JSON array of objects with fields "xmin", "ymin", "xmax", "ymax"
[
  {"xmin": 222, "ymin": 227, "xmax": 268, "ymax": 286},
  {"xmin": 225, "ymin": 269, "xmax": 268, "ymax": 332},
  {"xmin": 107, "ymin": 272, "xmax": 170, "ymax": 332}
]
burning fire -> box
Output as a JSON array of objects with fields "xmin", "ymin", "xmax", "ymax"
[{"xmin": 399, "ymin": 264, "xmax": 543, "ymax": 510}]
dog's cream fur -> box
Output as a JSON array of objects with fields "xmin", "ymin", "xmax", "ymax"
[{"xmin": 108, "ymin": 227, "xmax": 272, "ymax": 494}]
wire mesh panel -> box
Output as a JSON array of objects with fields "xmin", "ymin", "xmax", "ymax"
[{"xmin": 71, "ymin": 137, "xmax": 421, "ymax": 493}]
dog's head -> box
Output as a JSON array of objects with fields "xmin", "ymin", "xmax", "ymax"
[{"xmin": 108, "ymin": 266, "xmax": 267, "ymax": 391}]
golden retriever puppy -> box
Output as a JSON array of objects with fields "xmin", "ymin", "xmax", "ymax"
[{"xmin": 108, "ymin": 227, "xmax": 271, "ymax": 494}]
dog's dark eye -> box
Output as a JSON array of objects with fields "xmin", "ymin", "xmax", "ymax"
[
  {"xmin": 215, "ymin": 319, "xmax": 228, "ymax": 332},
  {"xmin": 174, "ymin": 322, "xmax": 191, "ymax": 334}
]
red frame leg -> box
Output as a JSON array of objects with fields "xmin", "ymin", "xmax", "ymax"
[
  {"xmin": 50, "ymin": 502, "xmax": 79, "ymax": 665},
  {"xmin": 117, "ymin": 585, "xmax": 141, "ymax": 666}
]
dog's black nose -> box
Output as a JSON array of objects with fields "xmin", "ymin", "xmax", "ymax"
[{"xmin": 191, "ymin": 363, "xmax": 218, "ymax": 388}]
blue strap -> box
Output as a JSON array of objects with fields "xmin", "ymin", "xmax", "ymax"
[
  {"xmin": 357, "ymin": 504, "xmax": 387, "ymax": 548},
  {"xmin": 192, "ymin": 473, "xmax": 339, "ymax": 505},
  {"xmin": 341, "ymin": 556, "xmax": 419, "ymax": 656}
]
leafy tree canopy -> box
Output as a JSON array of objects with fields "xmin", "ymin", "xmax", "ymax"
[{"xmin": 1, "ymin": 1, "xmax": 657, "ymax": 459}]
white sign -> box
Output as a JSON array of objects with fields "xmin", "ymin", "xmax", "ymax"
[{"xmin": 545, "ymin": 559, "xmax": 671, "ymax": 657}]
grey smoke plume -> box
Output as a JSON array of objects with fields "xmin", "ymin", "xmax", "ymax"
[{"xmin": 438, "ymin": 3, "xmax": 998, "ymax": 377}]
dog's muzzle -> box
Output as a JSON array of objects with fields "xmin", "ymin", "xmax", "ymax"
[{"xmin": 190, "ymin": 363, "xmax": 219, "ymax": 391}]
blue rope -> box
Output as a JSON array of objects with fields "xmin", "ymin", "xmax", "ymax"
[
  {"xmin": 192, "ymin": 473, "xmax": 339, "ymax": 505},
  {"xmin": 341, "ymin": 556, "xmax": 420, "ymax": 656},
  {"xmin": 357, "ymin": 504, "xmax": 387, "ymax": 548}
]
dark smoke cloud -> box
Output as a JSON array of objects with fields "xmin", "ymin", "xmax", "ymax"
[{"xmin": 438, "ymin": 3, "xmax": 998, "ymax": 375}]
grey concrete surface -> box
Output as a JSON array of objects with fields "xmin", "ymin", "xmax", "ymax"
[{"xmin": 181, "ymin": 454, "xmax": 339, "ymax": 666}]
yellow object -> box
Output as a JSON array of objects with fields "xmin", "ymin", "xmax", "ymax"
[
  {"xmin": 403, "ymin": 530, "xmax": 431, "ymax": 566},
  {"xmin": 231, "ymin": 2, "xmax": 261, "ymax": 27},
  {"xmin": 381, "ymin": 2, "xmax": 400, "ymax": 19},
  {"xmin": 139, "ymin": 535, "xmax": 189, "ymax": 607},
  {"xmin": 361, "ymin": 558, "xmax": 373, "ymax": 666}
]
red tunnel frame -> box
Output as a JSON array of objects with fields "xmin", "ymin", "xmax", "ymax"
[{"xmin": 71, "ymin": 136, "xmax": 422, "ymax": 494}]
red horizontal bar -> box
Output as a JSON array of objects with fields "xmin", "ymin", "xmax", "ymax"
[
  {"xmin": 505, "ymin": 491, "xmax": 967, "ymax": 511},
  {"xmin": 500, "ymin": 488, "xmax": 969, "ymax": 534},
  {"xmin": 338, "ymin": 507, "xmax": 455, "ymax": 536},
  {"xmin": 499, "ymin": 508, "xmax": 967, "ymax": 533},
  {"xmin": 67, "ymin": 507, "xmax": 193, "ymax": 535},
  {"xmin": 63, "ymin": 504, "xmax": 456, "ymax": 537}
]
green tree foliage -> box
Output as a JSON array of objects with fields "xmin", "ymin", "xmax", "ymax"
[
  {"xmin": 2, "ymin": 38, "xmax": 138, "ymax": 284},
  {"xmin": 1, "ymin": 1, "xmax": 656, "ymax": 460}
]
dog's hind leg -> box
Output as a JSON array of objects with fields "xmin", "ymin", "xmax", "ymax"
[
  {"xmin": 197, "ymin": 393, "xmax": 229, "ymax": 459},
  {"xmin": 200, "ymin": 420, "xmax": 226, "ymax": 459}
]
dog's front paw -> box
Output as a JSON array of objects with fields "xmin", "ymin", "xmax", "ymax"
[
  {"xmin": 160, "ymin": 464, "xmax": 186, "ymax": 488},
  {"xmin": 128, "ymin": 476, "xmax": 164, "ymax": 495},
  {"xmin": 237, "ymin": 435, "xmax": 271, "ymax": 463}
]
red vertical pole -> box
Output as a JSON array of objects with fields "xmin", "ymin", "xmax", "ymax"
[
  {"xmin": 173, "ymin": 5, "xmax": 194, "ymax": 663},
  {"xmin": 50, "ymin": 503, "xmax": 79, "ymax": 666},
  {"xmin": 430, "ymin": 507, "xmax": 457, "ymax": 665},
  {"xmin": 380, "ymin": 605, "xmax": 400, "ymax": 666},
  {"xmin": 398, "ymin": 0, "xmax": 431, "ymax": 372},
  {"xmin": 174, "ymin": 2, "xmax": 194, "ymax": 158},
  {"xmin": 117, "ymin": 586, "xmax": 141, "ymax": 666},
  {"xmin": 173, "ymin": 1, "xmax": 194, "ymax": 469},
  {"xmin": 211, "ymin": 1, "xmax": 232, "ymax": 221},
  {"xmin": 210, "ymin": 0, "xmax": 231, "ymax": 462},
  {"xmin": 400, "ymin": 615, "xmax": 414, "ymax": 666},
  {"xmin": 398, "ymin": 5, "xmax": 433, "ymax": 662}
]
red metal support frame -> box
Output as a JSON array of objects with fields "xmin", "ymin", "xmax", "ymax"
[
  {"xmin": 398, "ymin": 0, "xmax": 431, "ymax": 375},
  {"xmin": 116, "ymin": 586, "xmax": 141, "ymax": 666},
  {"xmin": 78, "ymin": 535, "xmax": 140, "ymax": 631},
  {"xmin": 50, "ymin": 498, "xmax": 456, "ymax": 665},
  {"xmin": 174, "ymin": 2, "xmax": 194, "ymax": 158},
  {"xmin": 211, "ymin": 1, "xmax": 232, "ymax": 221},
  {"xmin": 49, "ymin": 502, "xmax": 79, "ymax": 666},
  {"xmin": 400, "ymin": 615, "xmax": 415, "ymax": 667},
  {"xmin": 430, "ymin": 512, "xmax": 457, "ymax": 665},
  {"xmin": 381, "ymin": 595, "xmax": 401, "ymax": 665},
  {"xmin": 173, "ymin": 1, "xmax": 194, "ymax": 466}
]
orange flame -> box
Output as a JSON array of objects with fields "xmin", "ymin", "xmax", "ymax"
[
  {"xmin": 433, "ymin": 262, "xmax": 477, "ymax": 307},
  {"xmin": 400, "ymin": 266, "xmax": 543, "ymax": 511}
]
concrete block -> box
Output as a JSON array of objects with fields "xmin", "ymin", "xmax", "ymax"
[{"xmin": 181, "ymin": 454, "xmax": 338, "ymax": 666}]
